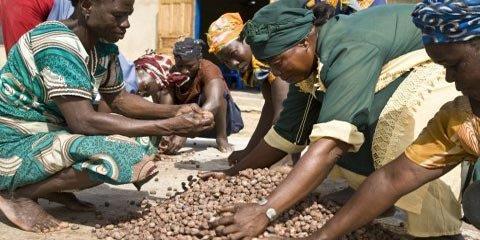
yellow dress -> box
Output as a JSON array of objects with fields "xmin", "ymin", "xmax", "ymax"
[{"xmin": 241, "ymin": 56, "xmax": 276, "ymax": 88}]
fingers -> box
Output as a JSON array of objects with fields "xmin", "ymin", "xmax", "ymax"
[
  {"xmin": 229, "ymin": 232, "xmax": 245, "ymax": 240},
  {"xmin": 210, "ymin": 215, "xmax": 234, "ymax": 227}
]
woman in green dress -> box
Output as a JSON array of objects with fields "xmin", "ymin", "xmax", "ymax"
[
  {"xmin": 203, "ymin": 1, "xmax": 464, "ymax": 239},
  {"xmin": 0, "ymin": 0, "xmax": 213, "ymax": 233}
]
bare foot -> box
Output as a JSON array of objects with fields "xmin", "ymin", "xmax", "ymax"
[
  {"xmin": 0, "ymin": 195, "xmax": 68, "ymax": 232},
  {"xmin": 41, "ymin": 192, "xmax": 95, "ymax": 212},
  {"xmin": 216, "ymin": 138, "xmax": 234, "ymax": 153}
]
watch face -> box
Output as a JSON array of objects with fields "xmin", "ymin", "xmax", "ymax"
[{"xmin": 266, "ymin": 208, "xmax": 277, "ymax": 221}]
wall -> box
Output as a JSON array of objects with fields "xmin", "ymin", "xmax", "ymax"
[{"xmin": 117, "ymin": 0, "xmax": 159, "ymax": 60}]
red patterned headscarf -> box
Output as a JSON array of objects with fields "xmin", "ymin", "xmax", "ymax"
[{"xmin": 134, "ymin": 51, "xmax": 174, "ymax": 89}]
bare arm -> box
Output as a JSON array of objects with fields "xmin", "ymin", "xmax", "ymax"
[
  {"xmin": 311, "ymin": 154, "xmax": 455, "ymax": 240},
  {"xmin": 263, "ymin": 138, "xmax": 349, "ymax": 214},
  {"xmin": 102, "ymin": 90, "xmax": 182, "ymax": 119},
  {"xmin": 201, "ymin": 78, "xmax": 225, "ymax": 114},
  {"xmin": 53, "ymin": 96, "xmax": 213, "ymax": 137},
  {"xmin": 225, "ymin": 139, "xmax": 288, "ymax": 175},
  {"xmin": 154, "ymin": 89, "xmax": 175, "ymax": 105}
]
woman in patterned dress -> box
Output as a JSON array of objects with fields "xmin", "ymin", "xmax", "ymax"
[{"xmin": 0, "ymin": 0, "xmax": 213, "ymax": 233}]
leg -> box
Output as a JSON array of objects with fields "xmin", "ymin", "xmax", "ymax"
[
  {"xmin": 0, "ymin": 194, "xmax": 68, "ymax": 233},
  {"xmin": 15, "ymin": 168, "xmax": 100, "ymax": 212}
]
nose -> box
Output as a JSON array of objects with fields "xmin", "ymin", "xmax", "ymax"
[
  {"xmin": 120, "ymin": 17, "xmax": 130, "ymax": 29},
  {"xmin": 227, "ymin": 59, "xmax": 239, "ymax": 70}
]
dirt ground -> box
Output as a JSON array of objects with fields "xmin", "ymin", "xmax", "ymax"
[{"xmin": 0, "ymin": 91, "xmax": 478, "ymax": 240}]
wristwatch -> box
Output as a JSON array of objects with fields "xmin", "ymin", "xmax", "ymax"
[{"xmin": 258, "ymin": 197, "xmax": 278, "ymax": 221}]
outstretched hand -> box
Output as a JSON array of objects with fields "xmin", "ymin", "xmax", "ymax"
[
  {"xmin": 209, "ymin": 203, "xmax": 269, "ymax": 240},
  {"xmin": 168, "ymin": 110, "xmax": 214, "ymax": 137}
]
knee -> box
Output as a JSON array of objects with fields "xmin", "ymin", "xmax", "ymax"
[{"xmin": 463, "ymin": 181, "xmax": 480, "ymax": 229}]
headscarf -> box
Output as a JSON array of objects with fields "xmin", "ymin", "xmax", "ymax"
[
  {"xmin": 412, "ymin": 0, "xmax": 480, "ymax": 44},
  {"xmin": 242, "ymin": 0, "xmax": 315, "ymax": 60},
  {"xmin": 173, "ymin": 38, "xmax": 205, "ymax": 61},
  {"xmin": 134, "ymin": 50, "xmax": 174, "ymax": 89},
  {"xmin": 207, "ymin": 13, "xmax": 244, "ymax": 54}
]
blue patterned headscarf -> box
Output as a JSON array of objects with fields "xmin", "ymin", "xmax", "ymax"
[{"xmin": 412, "ymin": 0, "xmax": 480, "ymax": 44}]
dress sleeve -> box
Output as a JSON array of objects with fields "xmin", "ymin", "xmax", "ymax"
[
  {"xmin": 405, "ymin": 99, "xmax": 475, "ymax": 169},
  {"xmin": 310, "ymin": 43, "xmax": 383, "ymax": 152},
  {"xmin": 98, "ymin": 54, "xmax": 125, "ymax": 94},
  {"xmin": 264, "ymin": 84, "xmax": 321, "ymax": 154},
  {"xmin": 35, "ymin": 47, "xmax": 93, "ymax": 100}
]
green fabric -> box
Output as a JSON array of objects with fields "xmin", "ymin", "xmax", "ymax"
[
  {"xmin": 271, "ymin": 4, "xmax": 423, "ymax": 176},
  {"xmin": 0, "ymin": 21, "xmax": 155, "ymax": 191},
  {"xmin": 243, "ymin": 0, "xmax": 315, "ymax": 60}
]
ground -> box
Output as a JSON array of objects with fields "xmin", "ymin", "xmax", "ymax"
[{"xmin": 0, "ymin": 91, "xmax": 478, "ymax": 239}]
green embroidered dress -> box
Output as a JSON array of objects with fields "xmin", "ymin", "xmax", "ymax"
[{"xmin": 0, "ymin": 21, "xmax": 156, "ymax": 190}]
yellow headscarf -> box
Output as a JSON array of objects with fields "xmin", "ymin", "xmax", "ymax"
[
  {"xmin": 306, "ymin": 0, "xmax": 375, "ymax": 10},
  {"xmin": 207, "ymin": 13, "xmax": 244, "ymax": 54}
]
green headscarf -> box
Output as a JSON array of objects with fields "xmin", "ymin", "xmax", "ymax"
[{"xmin": 242, "ymin": 0, "xmax": 314, "ymax": 60}]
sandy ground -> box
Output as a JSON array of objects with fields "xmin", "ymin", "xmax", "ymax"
[{"xmin": 0, "ymin": 88, "xmax": 478, "ymax": 239}]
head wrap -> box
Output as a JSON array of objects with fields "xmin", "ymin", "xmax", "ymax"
[
  {"xmin": 134, "ymin": 50, "xmax": 174, "ymax": 89},
  {"xmin": 412, "ymin": 0, "xmax": 480, "ymax": 44},
  {"xmin": 242, "ymin": 0, "xmax": 315, "ymax": 60},
  {"xmin": 173, "ymin": 38, "xmax": 205, "ymax": 61},
  {"xmin": 207, "ymin": 13, "xmax": 244, "ymax": 54}
]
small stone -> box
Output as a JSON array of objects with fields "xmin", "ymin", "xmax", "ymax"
[
  {"xmin": 104, "ymin": 202, "xmax": 110, "ymax": 207},
  {"xmin": 154, "ymin": 177, "xmax": 159, "ymax": 182},
  {"xmin": 70, "ymin": 224, "xmax": 80, "ymax": 230},
  {"xmin": 149, "ymin": 190, "xmax": 157, "ymax": 195}
]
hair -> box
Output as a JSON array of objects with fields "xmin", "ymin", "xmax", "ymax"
[
  {"xmin": 311, "ymin": 2, "xmax": 336, "ymax": 26},
  {"xmin": 173, "ymin": 38, "xmax": 205, "ymax": 61}
]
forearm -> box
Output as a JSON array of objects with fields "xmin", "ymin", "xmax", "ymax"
[
  {"xmin": 264, "ymin": 139, "xmax": 346, "ymax": 214},
  {"xmin": 109, "ymin": 91, "xmax": 180, "ymax": 119},
  {"xmin": 70, "ymin": 111, "xmax": 175, "ymax": 137},
  {"xmin": 312, "ymin": 155, "xmax": 449, "ymax": 240},
  {"xmin": 226, "ymin": 140, "xmax": 287, "ymax": 175},
  {"xmin": 244, "ymin": 105, "xmax": 274, "ymax": 153}
]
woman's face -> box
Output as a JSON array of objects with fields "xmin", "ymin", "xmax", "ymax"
[
  {"xmin": 216, "ymin": 40, "xmax": 253, "ymax": 73},
  {"xmin": 426, "ymin": 41, "xmax": 480, "ymax": 101},
  {"xmin": 265, "ymin": 40, "xmax": 316, "ymax": 84},
  {"xmin": 136, "ymin": 69, "xmax": 160, "ymax": 97},
  {"xmin": 174, "ymin": 57, "xmax": 200, "ymax": 80},
  {"xmin": 82, "ymin": 0, "xmax": 134, "ymax": 43}
]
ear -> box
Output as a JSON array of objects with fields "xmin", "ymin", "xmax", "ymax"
[
  {"xmin": 79, "ymin": 0, "xmax": 93, "ymax": 16},
  {"xmin": 297, "ymin": 38, "xmax": 310, "ymax": 49}
]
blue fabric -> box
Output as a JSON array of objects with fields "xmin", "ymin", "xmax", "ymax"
[
  {"xmin": 198, "ymin": 92, "xmax": 244, "ymax": 138},
  {"xmin": 46, "ymin": 0, "xmax": 138, "ymax": 87},
  {"xmin": 412, "ymin": 0, "xmax": 480, "ymax": 44},
  {"xmin": 119, "ymin": 53, "xmax": 138, "ymax": 93},
  {"xmin": 46, "ymin": 0, "xmax": 74, "ymax": 21}
]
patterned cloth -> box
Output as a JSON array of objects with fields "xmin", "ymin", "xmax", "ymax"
[
  {"xmin": 134, "ymin": 51, "xmax": 174, "ymax": 91},
  {"xmin": 243, "ymin": 0, "xmax": 315, "ymax": 60},
  {"xmin": 241, "ymin": 56, "xmax": 276, "ymax": 87},
  {"xmin": 406, "ymin": 96, "xmax": 480, "ymax": 168},
  {"xmin": 0, "ymin": 21, "xmax": 157, "ymax": 191},
  {"xmin": 412, "ymin": 0, "xmax": 480, "ymax": 44},
  {"xmin": 207, "ymin": 13, "xmax": 244, "ymax": 54},
  {"xmin": 306, "ymin": 0, "xmax": 385, "ymax": 13},
  {"xmin": 173, "ymin": 38, "xmax": 204, "ymax": 61}
]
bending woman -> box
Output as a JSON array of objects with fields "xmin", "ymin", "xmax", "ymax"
[
  {"xmin": 203, "ymin": 1, "xmax": 463, "ymax": 239},
  {"xmin": 0, "ymin": 0, "xmax": 213, "ymax": 233},
  {"xmin": 302, "ymin": 0, "xmax": 480, "ymax": 239}
]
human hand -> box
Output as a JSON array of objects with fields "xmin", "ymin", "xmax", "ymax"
[
  {"xmin": 167, "ymin": 110, "xmax": 214, "ymax": 137},
  {"xmin": 227, "ymin": 150, "xmax": 247, "ymax": 166},
  {"xmin": 159, "ymin": 135, "xmax": 187, "ymax": 155},
  {"xmin": 197, "ymin": 171, "xmax": 228, "ymax": 181},
  {"xmin": 175, "ymin": 103, "xmax": 202, "ymax": 116}
]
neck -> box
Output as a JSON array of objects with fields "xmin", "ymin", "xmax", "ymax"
[{"xmin": 61, "ymin": 15, "xmax": 97, "ymax": 51}]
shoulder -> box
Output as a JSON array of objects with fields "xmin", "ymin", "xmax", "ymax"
[{"xmin": 95, "ymin": 41, "xmax": 120, "ymax": 58}]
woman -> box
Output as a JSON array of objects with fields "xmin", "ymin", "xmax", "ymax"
[
  {"xmin": 207, "ymin": 13, "xmax": 291, "ymax": 165},
  {"xmin": 0, "ymin": 0, "xmax": 136, "ymax": 85},
  {"xmin": 203, "ymin": 1, "xmax": 463, "ymax": 239},
  {"xmin": 296, "ymin": 0, "xmax": 480, "ymax": 239},
  {"xmin": 158, "ymin": 38, "xmax": 244, "ymax": 153},
  {"xmin": 305, "ymin": 0, "xmax": 386, "ymax": 14},
  {"xmin": 207, "ymin": 0, "xmax": 386, "ymax": 166},
  {"xmin": 0, "ymin": 0, "xmax": 213, "ymax": 233},
  {"xmin": 132, "ymin": 50, "xmax": 174, "ymax": 99}
]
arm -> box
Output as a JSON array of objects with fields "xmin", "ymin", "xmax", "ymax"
[
  {"xmin": 102, "ymin": 90, "xmax": 182, "ymax": 119},
  {"xmin": 264, "ymin": 138, "xmax": 349, "ymax": 214},
  {"xmin": 54, "ymin": 96, "xmax": 213, "ymax": 137},
  {"xmin": 154, "ymin": 88, "xmax": 175, "ymax": 105},
  {"xmin": 200, "ymin": 78, "xmax": 225, "ymax": 114},
  {"xmin": 311, "ymin": 154, "xmax": 455, "ymax": 240}
]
